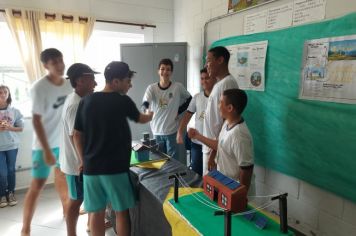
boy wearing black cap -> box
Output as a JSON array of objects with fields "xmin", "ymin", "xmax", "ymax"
[
  {"xmin": 60, "ymin": 63, "xmax": 98, "ymax": 236},
  {"xmin": 73, "ymin": 61, "xmax": 153, "ymax": 236}
]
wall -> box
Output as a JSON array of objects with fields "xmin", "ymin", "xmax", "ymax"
[
  {"xmin": 0, "ymin": 0, "xmax": 174, "ymax": 43},
  {"xmin": 0, "ymin": 0, "xmax": 174, "ymax": 189},
  {"xmin": 174, "ymin": 0, "xmax": 356, "ymax": 235}
]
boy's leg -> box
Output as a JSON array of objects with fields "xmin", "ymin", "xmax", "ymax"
[
  {"xmin": 83, "ymin": 174, "xmax": 107, "ymax": 235},
  {"xmin": 154, "ymin": 135, "xmax": 167, "ymax": 154},
  {"xmin": 103, "ymin": 173, "xmax": 136, "ymax": 236},
  {"xmin": 65, "ymin": 175, "xmax": 84, "ymax": 236},
  {"xmin": 0, "ymin": 151, "xmax": 8, "ymax": 199},
  {"xmin": 165, "ymin": 133, "xmax": 178, "ymax": 160},
  {"xmin": 21, "ymin": 178, "xmax": 47, "ymax": 235},
  {"xmin": 52, "ymin": 148, "xmax": 68, "ymax": 216},
  {"xmin": 90, "ymin": 210, "xmax": 106, "ymax": 236},
  {"xmin": 6, "ymin": 149, "xmax": 18, "ymax": 194},
  {"xmin": 190, "ymin": 143, "xmax": 203, "ymax": 176},
  {"xmin": 66, "ymin": 199, "xmax": 83, "ymax": 236},
  {"xmin": 22, "ymin": 149, "xmax": 51, "ymax": 235},
  {"xmin": 115, "ymin": 209, "xmax": 131, "ymax": 236},
  {"xmin": 54, "ymin": 167, "xmax": 68, "ymax": 216}
]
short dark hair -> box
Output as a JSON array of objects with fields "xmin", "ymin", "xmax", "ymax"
[
  {"xmin": 158, "ymin": 58, "xmax": 173, "ymax": 71},
  {"xmin": 40, "ymin": 48, "xmax": 63, "ymax": 63},
  {"xmin": 223, "ymin": 89, "xmax": 247, "ymax": 115},
  {"xmin": 0, "ymin": 85, "xmax": 12, "ymax": 105},
  {"xmin": 208, "ymin": 46, "xmax": 230, "ymax": 64},
  {"xmin": 200, "ymin": 67, "xmax": 208, "ymax": 74}
]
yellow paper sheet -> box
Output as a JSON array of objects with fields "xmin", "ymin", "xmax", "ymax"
[
  {"xmin": 136, "ymin": 160, "xmax": 167, "ymax": 169},
  {"xmin": 163, "ymin": 187, "xmax": 203, "ymax": 236}
]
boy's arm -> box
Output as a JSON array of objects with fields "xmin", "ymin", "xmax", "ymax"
[
  {"xmin": 177, "ymin": 112, "xmax": 193, "ymax": 144},
  {"xmin": 208, "ymin": 150, "xmax": 217, "ymax": 171},
  {"xmin": 142, "ymin": 86, "xmax": 153, "ymax": 111},
  {"xmin": 138, "ymin": 111, "xmax": 153, "ymax": 124},
  {"xmin": 32, "ymin": 114, "xmax": 56, "ymax": 166},
  {"xmin": 239, "ymin": 166, "xmax": 254, "ymax": 192},
  {"xmin": 73, "ymin": 129, "xmax": 84, "ymax": 172},
  {"xmin": 188, "ymin": 128, "xmax": 218, "ymax": 151},
  {"xmin": 178, "ymin": 96, "xmax": 192, "ymax": 115}
]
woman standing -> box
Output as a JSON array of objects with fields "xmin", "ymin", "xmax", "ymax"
[{"xmin": 0, "ymin": 85, "xmax": 24, "ymax": 207}]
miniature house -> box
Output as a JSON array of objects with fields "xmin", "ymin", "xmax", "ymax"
[
  {"xmin": 132, "ymin": 143, "xmax": 150, "ymax": 161},
  {"xmin": 203, "ymin": 170, "xmax": 247, "ymax": 213}
]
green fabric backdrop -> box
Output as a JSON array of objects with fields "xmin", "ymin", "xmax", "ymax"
[{"xmin": 210, "ymin": 13, "xmax": 356, "ymax": 202}]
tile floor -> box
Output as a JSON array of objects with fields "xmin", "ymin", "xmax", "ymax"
[{"xmin": 0, "ymin": 185, "xmax": 116, "ymax": 236}]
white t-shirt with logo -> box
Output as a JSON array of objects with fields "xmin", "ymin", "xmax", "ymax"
[
  {"xmin": 59, "ymin": 92, "xmax": 81, "ymax": 175},
  {"xmin": 217, "ymin": 120, "xmax": 254, "ymax": 181},
  {"xmin": 143, "ymin": 82, "xmax": 191, "ymax": 135},
  {"xmin": 31, "ymin": 76, "xmax": 73, "ymax": 150},
  {"xmin": 187, "ymin": 91, "xmax": 208, "ymax": 145},
  {"xmin": 203, "ymin": 74, "xmax": 238, "ymax": 153}
]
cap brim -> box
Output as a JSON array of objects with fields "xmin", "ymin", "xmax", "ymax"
[{"xmin": 83, "ymin": 71, "xmax": 100, "ymax": 75}]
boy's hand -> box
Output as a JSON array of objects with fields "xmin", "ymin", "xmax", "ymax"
[
  {"xmin": 187, "ymin": 128, "xmax": 199, "ymax": 139},
  {"xmin": 208, "ymin": 156, "xmax": 217, "ymax": 171},
  {"xmin": 146, "ymin": 111, "xmax": 154, "ymax": 120},
  {"xmin": 176, "ymin": 132, "xmax": 184, "ymax": 144},
  {"xmin": 44, "ymin": 149, "xmax": 56, "ymax": 166},
  {"xmin": 78, "ymin": 162, "xmax": 83, "ymax": 173}
]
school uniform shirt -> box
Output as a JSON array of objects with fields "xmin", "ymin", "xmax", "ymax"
[
  {"xmin": 143, "ymin": 81, "xmax": 191, "ymax": 135},
  {"xmin": 59, "ymin": 92, "xmax": 81, "ymax": 176},
  {"xmin": 203, "ymin": 74, "xmax": 238, "ymax": 153},
  {"xmin": 217, "ymin": 120, "xmax": 254, "ymax": 181},
  {"xmin": 0, "ymin": 106, "xmax": 24, "ymax": 151},
  {"xmin": 31, "ymin": 76, "xmax": 72, "ymax": 150},
  {"xmin": 74, "ymin": 92, "xmax": 140, "ymax": 175},
  {"xmin": 187, "ymin": 91, "xmax": 208, "ymax": 145}
]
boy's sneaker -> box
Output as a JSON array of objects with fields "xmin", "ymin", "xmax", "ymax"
[
  {"xmin": 0, "ymin": 196, "xmax": 8, "ymax": 208},
  {"xmin": 8, "ymin": 192, "xmax": 17, "ymax": 206}
]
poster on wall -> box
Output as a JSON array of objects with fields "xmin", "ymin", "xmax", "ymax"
[
  {"xmin": 243, "ymin": 0, "xmax": 326, "ymax": 35},
  {"xmin": 228, "ymin": 0, "xmax": 274, "ymax": 13},
  {"xmin": 292, "ymin": 0, "xmax": 326, "ymax": 26},
  {"xmin": 300, "ymin": 35, "xmax": 356, "ymax": 104},
  {"xmin": 226, "ymin": 40, "xmax": 268, "ymax": 91},
  {"xmin": 244, "ymin": 10, "xmax": 268, "ymax": 34}
]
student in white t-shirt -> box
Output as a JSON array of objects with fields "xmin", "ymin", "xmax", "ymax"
[
  {"xmin": 142, "ymin": 58, "xmax": 191, "ymax": 160},
  {"xmin": 188, "ymin": 88, "xmax": 254, "ymax": 191},
  {"xmin": 176, "ymin": 68, "xmax": 216, "ymax": 175},
  {"xmin": 59, "ymin": 63, "xmax": 98, "ymax": 236},
  {"xmin": 203, "ymin": 46, "xmax": 239, "ymax": 175},
  {"xmin": 22, "ymin": 48, "xmax": 73, "ymax": 236}
]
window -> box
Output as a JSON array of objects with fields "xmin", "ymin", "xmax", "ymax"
[
  {"xmin": 83, "ymin": 28, "xmax": 145, "ymax": 90},
  {"xmin": 0, "ymin": 18, "xmax": 150, "ymax": 117},
  {"xmin": 0, "ymin": 20, "xmax": 32, "ymax": 117}
]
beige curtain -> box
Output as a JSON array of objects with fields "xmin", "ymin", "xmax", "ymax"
[
  {"xmin": 39, "ymin": 13, "xmax": 95, "ymax": 67},
  {"xmin": 5, "ymin": 9, "xmax": 95, "ymax": 83},
  {"xmin": 4, "ymin": 9, "xmax": 44, "ymax": 83}
]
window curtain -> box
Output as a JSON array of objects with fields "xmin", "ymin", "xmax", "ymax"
[
  {"xmin": 4, "ymin": 9, "xmax": 95, "ymax": 83},
  {"xmin": 39, "ymin": 13, "xmax": 95, "ymax": 68},
  {"xmin": 4, "ymin": 9, "xmax": 44, "ymax": 83}
]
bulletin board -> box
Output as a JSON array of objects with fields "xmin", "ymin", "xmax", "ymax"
[{"xmin": 210, "ymin": 13, "xmax": 356, "ymax": 203}]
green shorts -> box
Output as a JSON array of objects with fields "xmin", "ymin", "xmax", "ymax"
[
  {"xmin": 83, "ymin": 172, "xmax": 136, "ymax": 212},
  {"xmin": 31, "ymin": 147, "xmax": 60, "ymax": 179},
  {"xmin": 66, "ymin": 174, "xmax": 84, "ymax": 200}
]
